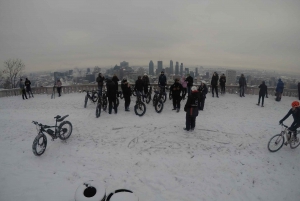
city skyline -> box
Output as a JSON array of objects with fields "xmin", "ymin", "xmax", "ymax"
[{"xmin": 1, "ymin": 1, "xmax": 300, "ymax": 73}]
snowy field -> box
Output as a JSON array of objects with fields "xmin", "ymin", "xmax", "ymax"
[{"xmin": 0, "ymin": 92, "xmax": 299, "ymax": 201}]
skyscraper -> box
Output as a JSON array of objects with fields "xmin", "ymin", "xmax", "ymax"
[
  {"xmin": 175, "ymin": 62, "xmax": 179, "ymax": 75},
  {"xmin": 226, "ymin": 70, "xmax": 237, "ymax": 85},
  {"xmin": 149, "ymin": 60, "xmax": 154, "ymax": 75},
  {"xmin": 180, "ymin": 63, "xmax": 183, "ymax": 76},
  {"xmin": 195, "ymin": 67, "xmax": 198, "ymax": 77},
  {"xmin": 157, "ymin": 61, "xmax": 163, "ymax": 75},
  {"xmin": 170, "ymin": 60, "xmax": 173, "ymax": 74}
]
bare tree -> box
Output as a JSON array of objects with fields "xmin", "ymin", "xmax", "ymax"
[{"xmin": 3, "ymin": 59, "xmax": 25, "ymax": 88}]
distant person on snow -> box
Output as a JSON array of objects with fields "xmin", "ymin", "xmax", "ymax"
[
  {"xmin": 112, "ymin": 74, "xmax": 120, "ymax": 94},
  {"xmin": 106, "ymin": 78, "xmax": 118, "ymax": 114},
  {"xmin": 275, "ymin": 78, "xmax": 284, "ymax": 101},
  {"xmin": 239, "ymin": 74, "xmax": 247, "ymax": 97},
  {"xmin": 142, "ymin": 73, "xmax": 150, "ymax": 95},
  {"xmin": 180, "ymin": 75, "xmax": 187, "ymax": 100},
  {"xmin": 56, "ymin": 79, "xmax": 62, "ymax": 97},
  {"xmin": 19, "ymin": 79, "xmax": 28, "ymax": 100},
  {"xmin": 211, "ymin": 72, "xmax": 219, "ymax": 98},
  {"xmin": 25, "ymin": 78, "xmax": 34, "ymax": 98},
  {"xmin": 219, "ymin": 74, "xmax": 226, "ymax": 94},
  {"xmin": 96, "ymin": 73, "xmax": 105, "ymax": 96},
  {"xmin": 121, "ymin": 78, "xmax": 132, "ymax": 112},
  {"xmin": 197, "ymin": 81, "xmax": 208, "ymax": 111},
  {"xmin": 170, "ymin": 78, "xmax": 183, "ymax": 112},
  {"xmin": 184, "ymin": 86, "xmax": 199, "ymax": 131},
  {"xmin": 185, "ymin": 74, "xmax": 193, "ymax": 96},
  {"xmin": 279, "ymin": 101, "xmax": 300, "ymax": 144},
  {"xmin": 135, "ymin": 76, "xmax": 144, "ymax": 101},
  {"xmin": 256, "ymin": 81, "xmax": 268, "ymax": 107},
  {"xmin": 158, "ymin": 71, "xmax": 167, "ymax": 92}
]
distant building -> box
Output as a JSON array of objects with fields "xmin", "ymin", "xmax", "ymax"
[
  {"xmin": 87, "ymin": 68, "xmax": 90, "ymax": 73},
  {"xmin": 120, "ymin": 61, "xmax": 129, "ymax": 68},
  {"xmin": 184, "ymin": 68, "xmax": 189, "ymax": 76},
  {"xmin": 157, "ymin": 61, "xmax": 163, "ymax": 75},
  {"xmin": 86, "ymin": 74, "xmax": 95, "ymax": 83},
  {"xmin": 170, "ymin": 60, "xmax": 173, "ymax": 74},
  {"xmin": 149, "ymin": 60, "xmax": 154, "ymax": 75},
  {"xmin": 175, "ymin": 62, "xmax": 179, "ymax": 75},
  {"xmin": 195, "ymin": 68, "xmax": 198, "ymax": 77},
  {"xmin": 226, "ymin": 70, "xmax": 236, "ymax": 85},
  {"xmin": 180, "ymin": 63, "xmax": 183, "ymax": 76}
]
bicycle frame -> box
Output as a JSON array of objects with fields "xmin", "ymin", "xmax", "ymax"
[{"xmin": 33, "ymin": 121, "xmax": 59, "ymax": 140}]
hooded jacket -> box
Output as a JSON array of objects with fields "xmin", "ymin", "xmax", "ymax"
[
  {"xmin": 184, "ymin": 90, "xmax": 199, "ymax": 117},
  {"xmin": 259, "ymin": 81, "xmax": 268, "ymax": 96},
  {"xmin": 276, "ymin": 79, "xmax": 284, "ymax": 93}
]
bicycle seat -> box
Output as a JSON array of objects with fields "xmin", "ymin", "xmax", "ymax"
[
  {"xmin": 56, "ymin": 115, "xmax": 69, "ymax": 122},
  {"xmin": 54, "ymin": 115, "xmax": 61, "ymax": 119}
]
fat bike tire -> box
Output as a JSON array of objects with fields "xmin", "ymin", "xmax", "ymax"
[
  {"xmin": 134, "ymin": 102, "xmax": 146, "ymax": 116},
  {"xmin": 84, "ymin": 95, "xmax": 88, "ymax": 108},
  {"xmin": 155, "ymin": 100, "xmax": 164, "ymax": 113},
  {"xmin": 32, "ymin": 134, "xmax": 47, "ymax": 156},
  {"xmin": 58, "ymin": 121, "xmax": 73, "ymax": 140},
  {"xmin": 96, "ymin": 104, "xmax": 101, "ymax": 118}
]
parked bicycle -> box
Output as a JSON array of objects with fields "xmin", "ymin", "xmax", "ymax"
[
  {"xmin": 144, "ymin": 86, "xmax": 152, "ymax": 104},
  {"xmin": 96, "ymin": 90, "xmax": 108, "ymax": 118},
  {"xmin": 32, "ymin": 115, "xmax": 72, "ymax": 156},
  {"xmin": 268, "ymin": 123, "xmax": 300, "ymax": 152},
  {"xmin": 152, "ymin": 86, "xmax": 166, "ymax": 113},
  {"xmin": 84, "ymin": 90, "xmax": 99, "ymax": 108},
  {"xmin": 134, "ymin": 91, "xmax": 146, "ymax": 116}
]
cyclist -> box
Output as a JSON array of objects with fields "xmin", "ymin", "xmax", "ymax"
[
  {"xmin": 279, "ymin": 101, "xmax": 300, "ymax": 143},
  {"xmin": 134, "ymin": 76, "xmax": 144, "ymax": 101},
  {"xmin": 158, "ymin": 71, "xmax": 167, "ymax": 93}
]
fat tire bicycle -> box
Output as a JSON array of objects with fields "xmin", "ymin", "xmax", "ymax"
[
  {"xmin": 96, "ymin": 91, "xmax": 108, "ymax": 118},
  {"xmin": 134, "ymin": 91, "xmax": 146, "ymax": 116},
  {"xmin": 268, "ymin": 124, "xmax": 300, "ymax": 152},
  {"xmin": 84, "ymin": 90, "xmax": 99, "ymax": 108},
  {"xmin": 152, "ymin": 86, "xmax": 166, "ymax": 113},
  {"xmin": 32, "ymin": 115, "xmax": 72, "ymax": 156},
  {"xmin": 145, "ymin": 86, "xmax": 152, "ymax": 104}
]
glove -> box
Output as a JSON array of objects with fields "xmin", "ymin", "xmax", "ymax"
[{"xmin": 279, "ymin": 120, "xmax": 283, "ymax": 125}]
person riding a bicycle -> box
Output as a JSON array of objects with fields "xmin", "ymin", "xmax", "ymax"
[{"xmin": 279, "ymin": 101, "xmax": 300, "ymax": 142}]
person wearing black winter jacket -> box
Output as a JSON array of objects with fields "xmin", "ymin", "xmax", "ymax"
[
  {"xmin": 142, "ymin": 74, "xmax": 150, "ymax": 95},
  {"xmin": 197, "ymin": 82, "xmax": 208, "ymax": 110},
  {"xmin": 112, "ymin": 74, "xmax": 120, "ymax": 93},
  {"xmin": 184, "ymin": 86, "xmax": 199, "ymax": 131},
  {"xmin": 219, "ymin": 74, "xmax": 226, "ymax": 94},
  {"xmin": 210, "ymin": 72, "xmax": 219, "ymax": 98},
  {"xmin": 135, "ymin": 76, "xmax": 144, "ymax": 101},
  {"xmin": 96, "ymin": 73, "xmax": 105, "ymax": 96},
  {"xmin": 106, "ymin": 79, "xmax": 118, "ymax": 114},
  {"xmin": 170, "ymin": 78, "xmax": 183, "ymax": 112},
  {"xmin": 257, "ymin": 81, "xmax": 268, "ymax": 107},
  {"xmin": 25, "ymin": 78, "xmax": 34, "ymax": 98},
  {"xmin": 185, "ymin": 74, "xmax": 193, "ymax": 96},
  {"xmin": 239, "ymin": 74, "xmax": 247, "ymax": 97},
  {"xmin": 121, "ymin": 78, "xmax": 132, "ymax": 111}
]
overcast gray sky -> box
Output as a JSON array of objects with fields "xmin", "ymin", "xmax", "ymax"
[{"xmin": 0, "ymin": 0, "xmax": 300, "ymax": 73}]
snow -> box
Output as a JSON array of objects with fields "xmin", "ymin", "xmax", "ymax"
[{"xmin": 0, "ymin": 92, "xmax": 299, "ymax": 201}]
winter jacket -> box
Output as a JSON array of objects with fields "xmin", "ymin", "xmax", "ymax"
[
  {"xmin": 121, "ymin": 82, "xmax": 132, "ymax": 98},
  {"xmin": 239, "ymin": 76, "xmax": 246, "ymax": 87},
  {"xmin": 170, "ymin": 82, "xmax": 183, "ymax": 97},
  {"xmin": 198, "ymin": 84, "xmax": 208, "ymax": 99},
  {"xmin": 180, "ymin": 76, "xmax": 187, "ymax": 88},
  {"xmin": 142, "ymin": 76, "xmax": 150, "ymax": 86},
  {"xmin": 259, "ymin": 82, "xmax": 268, "ymax": 96},
  {"xmin": 158, "ymin": 74, "xmax": 167, "ymax": 86},
  {"xmin": 185, "ymin": 76, "xmax": 193, "ymax": 87},
  {"xmin": 56, "ymin": 80, "xmax": 62, "ymax": 87},
  {"xmin": 25, "ymin": 79, "xmax": 31, "ymax": 89},
  {"xmin": 276, "ymin": 79, "xmax": 284, "ymax": 93},
  {"xmin": 219, "ymin": 75, "xmax": 226, "ymax": 86},
  {"xmin": 211, "ymin": 74, "xmax": 219, "ymax": 86},
  {"xmin": 112, "ymin": 76, "xmax": 119, "ymax": 88},
  {"xmin": 106, "ymin": 80, "xmax": 116, "ymax": 101},
  {"xmin": 134, "ymin": 79, "xmax": 144, "ymax": 92},
  {"xmin": 280, "ymin": 107, "xmax": 300, "ymax": 124},
  {"xmin": 184, "ymin": 91, "xmax": 199, "ymax": 117},
  {"xmin": 96, "ymin": 76, "xmax": 105, "ymax": 87}
]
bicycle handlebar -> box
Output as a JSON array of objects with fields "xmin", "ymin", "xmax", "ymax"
[{"xmin": 280, "ymin": 123, "xmax": 288, "ymax": 128}]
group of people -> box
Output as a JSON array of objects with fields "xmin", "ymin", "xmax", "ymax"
[{"xmin": 19, "ymin": 78, "xmax": 34, "ymax": 100}]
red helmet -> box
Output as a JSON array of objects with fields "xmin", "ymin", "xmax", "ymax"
[{"xmin": 291, "ymin": 101, "xmax": 300, "ymax": 108}]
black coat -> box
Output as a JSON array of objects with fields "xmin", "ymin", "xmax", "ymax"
[
  {"xmin": 219, "ymin": 76, "xmax": 226, "ymax": 86},
  {"xmin": 185, "ymin": 76, "xmax": 193, "ymax": 87},
  {"xmin": 239, "ymin": 76, "xmax": 247, "ymax": 86},
  {"xmin": 184, "ymin": 91, "xmax": 199, "ymax": 117},
  {"xmin": 170, "ymin": 82, "xmax": 183, "ymax": 97},
  {"xmin": 259, "ymin": 83, "xmax": 268, "ymax": 96},
  {"xmin": 25, "ymin": 80, "xmax": 31, "ymax": 89},
  {"xmin": 112, "ymin": 76, "xmax": 119, "ymax": 90},
  {"xmin": 211, "ymin": 74, "xmax": 219, "ymax": 86},
  {"xmin": 142, "ymin": 76, "xmax": 150, "ymax": 86},
  {"xmin": 96, "ymin": 76, "xmax": 105, "ymax": 87},
  {"xmin": 106, "ymin": 80, "xmax": 116, "ymax": 101},
  {"xmin": 134, "ymin": 79, "xmax": 144, "ymax": 92},
  {"xmin": 158, "ymin": 74, "xmax": 167, "ymax": 86},
  {"xmin": 121, "ymin": 82, "xmax": 131, "ymax": 98},
  {"xmin": 198, "ymin": 84, "xmax": 208, "ymax": 100}
]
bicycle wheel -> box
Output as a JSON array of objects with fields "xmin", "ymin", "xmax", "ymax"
[
  {"xmin": 84, "ymin": 95, "xmax": 88, "ymax": 108},
  {"xmin": 102, "ymin": 99, "xmax": 107, "ymax": 111},
  {"xmin": 134, "ymin": 102, "xmax": 146, "ymax": 116},
  {"xmin": 58, "ymin": 121, "xmax": 73, "ymax": 140},
  {"xmin": 152, "ymin": 94, "xmax": 157, "ymax": 106},
  {"xmin": 290, "ymin": 136, "xmax": 300, "ymax": 149},
  {"xmin": 32, "ymin": 133, "xmax": 47, "ymax": 156},
  {"xmin": 146, "ymin": 93, "xmax": 151, "ymax": 104},
  {"xmin": 92, "ymin": 93, "xmax": 98, "ymax": 103},
  {"xmin": 155, "ymin": 100, "xmax": 164, "ymax": 113},
  {"xmin": 96, "ymin": 103, "xmax": 101, "ymax": 118},
  {"xmin": 268, "ymin": 134, "xmax": 284, "ymax": 152}
]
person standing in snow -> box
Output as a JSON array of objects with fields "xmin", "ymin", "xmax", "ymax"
[
  {"xmin": 279, "ymin": 101, "xmax": 300, "ymax": 143},
  {"xmin": 256, "ymin": 81, "xmax": 268, "ymax": 107},
  {"xmin": 112, "ymin": 74, "xmax": 119, "ymax": 94},
  {"xmin": 184, "ymin": 86, "xmax": 199, "ymax": 131},
  {"xmin": 198, "ymin": 81, "xmax": 208, "ymax": 110},
  {"xmin": 219, "ymin": 74, "xmax": 226, "ymax": 95},
  {"xmin": 106, "ymin": 78, "xmax": 118, "ymax": 114},
  {"xmin": 211, "ymin": 72, "xmax": 219, "ymax": 98},
  {"xmin": 180, "ymin": 75, "xmax": 187, "ymax": 100},
  {"xmin": 19, "ymin": 78, "xmax": 28, "ymax": 100},
  {"xmin": 275, "ymin": 78, "xmax": 284, "ymax": 101},
  {"xmin": 25, "ymin": 78, "xmax": 34, "ymax": 98},
  {"xmin": 56, "ymin": 79, "xmax": 62, "ymax": 97},
  {"xmin": 158, "ymin": 71, "xmax": 167, "ymax": 92},
  {"xmin": 142, "ymin": 73, "xmax": 150, "ymax": 95},
  {"xmin": 185, "ymin": 74, "xmax": 193, "ymax": 96},
  {"xmin": 170, "ymin": 78, "xmax": 183, "ymax": 112},
  {"xmin": 121, "ymin": 78, "xmax": 131, "ymax": 111},
  {"xmin": 96, "ymin": 73, "xmax": 105, "ymax": 96},
  {"xmin": 239, "ymin": 74, "xmax": 247, "ymax": 97},
  {"xmin": 135, "ymin": 76, "xmax": 144, "ymax": 101}
]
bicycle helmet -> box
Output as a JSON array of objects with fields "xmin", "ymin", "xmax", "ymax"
[{"xmin": 291, "ymin": 101, "xmax": 300, "ymax": 108}]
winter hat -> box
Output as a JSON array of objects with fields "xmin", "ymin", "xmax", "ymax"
[
  {"xmin": 191, "ymin": 86, "xmax": 197, "ymax": 91},
  {"xmin": 144, "ymin": 73, "xmax": 147, "ymax": 76}
]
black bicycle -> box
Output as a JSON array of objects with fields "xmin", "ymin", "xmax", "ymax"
[
  {"xmin": 96, "ymin": 91, "xmax": 108, "ymax": 118},
  {"xmin": 84, "ymin": 90, "xmax": 99, "ymax": 108},
  {"xmin": 134, "ymin": 91, "xmax": 146, "ymax": 116},
  {"xmin": 145, "ymin": 86, "xmax": 152, "ymax": 104},
  {"xmin": 152, "ymin": 86, "xmax": 166, "ymax": 113},
  {"xmin": 32, "ymin": 115, "xmax": 72, "ymax": 156}
]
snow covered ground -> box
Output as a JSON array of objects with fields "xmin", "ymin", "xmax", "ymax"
[{"xmin": 0, "ymin": 92, "xmax": 299, "ymax": 201}]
